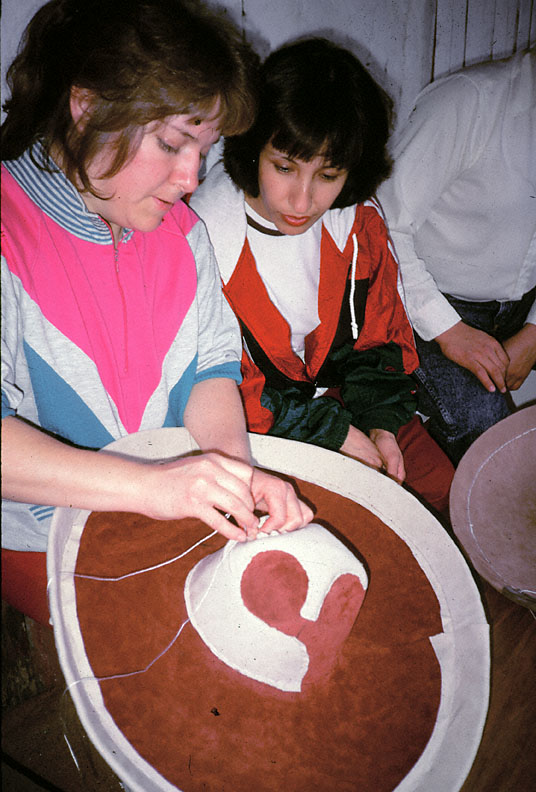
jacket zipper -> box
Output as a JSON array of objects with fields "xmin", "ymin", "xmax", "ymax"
[{"xmin": 114, "ymin": 241, "xmax": 129, "ymax": 375}]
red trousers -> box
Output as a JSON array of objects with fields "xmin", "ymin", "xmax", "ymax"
[
  {"xmin": 396, "ymin": 415, "xmax": 454, "ymax": 516},
  {"xmin": 2, "ymin": 548, "xmax": 50, "ymax": 626}
]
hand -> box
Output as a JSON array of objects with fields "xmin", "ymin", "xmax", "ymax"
[
  {"xmin": 142, "ymin": 452, "xmax": 258, "ymax": 541},
  {"xmin": 340, "ymin": 424, "xmax": 404, "ymax": 482},
  {"xmin": 368, "ymin": 428, "xmax": 406, "ymax": 483},
  {"xmin": 436, "ymin": 321, "xmax": 509, "ymax": 393},
  {"xmin": 340, "ymin": 424, "xmax": 386, "ymax": 468},
  {"xmin": 502, "ymin": 324, "xmax": 536, "ymax": 390},
  {"xmin": 250, "ymin": 468, "xmax": 314, "ymax": 536}
]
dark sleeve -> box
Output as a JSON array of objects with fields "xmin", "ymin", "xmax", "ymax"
[
  {"xmin": 333, "ymin": 341, "xmax": 418, "ymax": 435},
  {"xmin": 260, "ymin": 385, "xmax": 352, "ymax": 451}
]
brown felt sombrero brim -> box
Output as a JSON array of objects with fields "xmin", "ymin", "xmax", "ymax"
[{"xmin": 48, "ymin": 430, "xmax": 490, "ymax": 792}]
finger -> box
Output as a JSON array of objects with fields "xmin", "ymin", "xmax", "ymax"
[
  {"xmin": 506, "ymin": 373, "xmax": 522, "ymax": 390},
  {"xmin": 299, "ymin": 499, "xmax": 315, "ymax": 526},
  {"xmin": 183, "ymin": 463, "xmax": 257, "ymax": 533},
  {"xmin": 381, "ymin": 453, "xmax": 403, "ymax": 482},
  {"xmin": 197, "ymin": 507, "xmax": 248, "ymax": 542},
  {"xmin": 254, "ymin": 489, "xmax": 312, "ymax": 535},
  {"xmin": 492, "ymin": 342, "xmax": 510, "ymax": 368},
  {"xmin": 478, "ymin": 347, "xmax": 509, "ymax": 392},
  {"xmin": 353, "ymin": 447, "xmax": 385, "ymax": 469},
  {"xmin": 212, "ymin": 488, "xmax": 259, "ymax": 534},
  {"xmin": 473, "ymin": 361, "xmax": 503, "ymax": 393},
  {"xmin": 388, "ymin": 455, "xmax": 405, "ymax": 484},
  {"xmin": 486, "ymin": 360, "xmax": 508, "ymax": 393},
  {"xmin": 270, "ymin": 490, "xmax": 309, "ymax": 534},
  {"xmin": 252, "ymin": 485, "xmax": 289, "ymax": 534},
  {"xmin": 204, "ymin": 458, "xmax": 256, "ymax": 514}
]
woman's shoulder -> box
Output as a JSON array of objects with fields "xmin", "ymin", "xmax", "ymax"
[
  {"xmin": 323, "ymin": 199, "xmax": 384, "ymax": 251},
  {"xmin": 189, "ymin": 161, "xmax": 248, "ymax": 283},
  {"xmin": 190, "ymin": 160, "xmax": 244, "ymax": 224}
]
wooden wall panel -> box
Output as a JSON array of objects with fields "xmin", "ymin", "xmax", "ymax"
[
  {"xmin": 464, "ymin": 1, "xmax": 497, "ymax": 67},
  {"xmin": 516, "ymin": 0, "xmax": 535, "ymax": 49},
  {"xmin": 433, "ymin": 0, "xmax": 535, "ymax": 81},
  {"xmin": 432, "ymin": 0, "xmax": 469, "ymax": 78},
  {"xmin": 1, "ymin": 0, "xmax": 535, "ymax": 130}
]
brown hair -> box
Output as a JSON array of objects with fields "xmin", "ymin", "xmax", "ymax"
[{"xmin": 1, "ymin": 0, "xmax": 258, "ymax": 194}]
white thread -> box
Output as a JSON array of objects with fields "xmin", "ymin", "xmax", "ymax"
[
  {"xmin": 65, "ymin": 618, "xmax": 191, "ymax": 693},
  {"xmin": 62, "ymin": 527, "xmax": 228, "ymax": 694},
  {"xmin": 349, "ymin": 234, "xmax": 359, "ymax": 340},
  {"xmin": 73, "ymin": 529, "xmax": 218, "ymax": 582},
  {"xmin": 63, "ymin": 733, "xmax": 81, "ymax": 772},
  {"xmin": 189, "ymin": 538, "xmax": 238, "ymax": 617},
  {"xmin": 56, "ymin": 525, "xmax": 231, "ymax": 777}
]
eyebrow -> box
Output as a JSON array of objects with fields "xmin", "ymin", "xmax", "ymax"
[
  {"xmin": 166, "ymin": 118, "xmax": 220, "ymax": 140},
  {"xmin": 166, "ymin": 125, "xmax": 195, "ymax": 140},
  {"xmin": 270, "ymin": 148, "xmax": 345, "ymax": 171}
]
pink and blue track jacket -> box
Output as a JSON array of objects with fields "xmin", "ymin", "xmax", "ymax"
[{"xmin": 1, "ymin": 145, "xmax": 242, "ymax": 552}]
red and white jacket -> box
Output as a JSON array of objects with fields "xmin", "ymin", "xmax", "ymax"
[{"xmin": 191, "ymin": 162, "xmax": 419, "ymax": 447}]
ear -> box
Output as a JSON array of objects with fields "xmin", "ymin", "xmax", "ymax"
[{"xmin": 69, "ymin": 85, "xmax": 94, "ymax": 128}]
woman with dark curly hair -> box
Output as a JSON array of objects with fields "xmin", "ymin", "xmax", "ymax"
[{"xmin": 191, "ymin": 37, "xmax": 455, "ymax": 515}]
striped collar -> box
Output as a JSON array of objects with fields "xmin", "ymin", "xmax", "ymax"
[{"xmin": 3, "ymin": 143, "xmax": 134, "ymax": 245}]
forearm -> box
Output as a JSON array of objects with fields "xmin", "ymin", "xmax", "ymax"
[
  {"xmin": 183, "ymin": 378, "xmax": 252, "ymax": 463},
  {"xmin": 1, "ymin": 415, "xmax": 149, "ymax": 513},
  {"xmin": 1, "ymin": 414, "xmax": 261, "ymax": 540},
  {"xmin": 182, "ymin": 378, "xmax": 315, "ymax": 534}
]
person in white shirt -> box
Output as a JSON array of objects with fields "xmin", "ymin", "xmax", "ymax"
[{"xmin": 378, "ymin": 49, "xmax": 536, "ymax": 464}]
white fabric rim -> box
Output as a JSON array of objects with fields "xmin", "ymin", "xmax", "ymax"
[{"xmin": 48, "ymin": 428, "xmax": 489, "ymax": 792}]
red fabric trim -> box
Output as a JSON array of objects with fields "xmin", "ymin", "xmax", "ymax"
[
  {"xmin": 237, "ymin": 348, "xmax": 274, "ymax": 432},
  {"xmin": 343, "ymin": 207, "xmax": 418, "ymax": 373},
  {"xmin": 225, "ymin": 240, "xmax": 311, "ymax": 383},
  {"xmin": 1, "ymin": 549, "xmax": 50, "ymax": 626},
  {"xmin": 306, "ymin": 225, "xmax": 355, "ymax": 375}
]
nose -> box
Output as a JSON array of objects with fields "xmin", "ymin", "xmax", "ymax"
[
  {"xmin": 170, "ymin": 147, "xmax": 201, "ymax": 194},
  {"xmin": 289, "ymin": 176, "xmax": 313, "ymax": 215}
]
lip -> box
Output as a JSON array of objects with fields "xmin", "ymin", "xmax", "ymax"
[
  {"xmin": 153, "ymin": 196, "xmax": 176, "ymax": 211},
  {"xmin": 281, "ymin": 214, "xmax": 310, "ymax": 227}
]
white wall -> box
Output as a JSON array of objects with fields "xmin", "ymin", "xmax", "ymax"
[{"xmin": 2, "ymin": 0, "xmax": 534, "ymax": 130}]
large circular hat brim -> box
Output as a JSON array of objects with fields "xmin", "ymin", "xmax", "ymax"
[
  {"xmin": 48, "ymin": 429, "xmax": 489, "ymax": 792},
  {"xmin": 71, "ymin": 482, "xmax": 442, "ymax": 791},
  {"xmin": 450, "ymin": 404, "xmax": 536, "ymax": 609}
]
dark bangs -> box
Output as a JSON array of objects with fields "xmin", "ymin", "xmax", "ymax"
[
  {"xmin": 224, "ymin": 37, "xmax": 393, "ymax": 207},
  {"xmin": 269, "ymin": 105, "xmax": 365, "ymax": 175}
]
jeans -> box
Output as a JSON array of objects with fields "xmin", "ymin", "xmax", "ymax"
[{"xmin": 414, "ymin": 286, "xmax": 536, "ymax": 465}]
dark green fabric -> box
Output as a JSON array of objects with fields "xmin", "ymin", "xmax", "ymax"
[
  {"xmin": 260, "ymin": 386, "xmax": 352, "ymax": 450},
  {"xmin": 260, "ymin": 341, "xmax": 417, "ymax": 448},
  {"xmin": 335, "ymin": 342, "xmax": 418, "ymax": 435}
]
